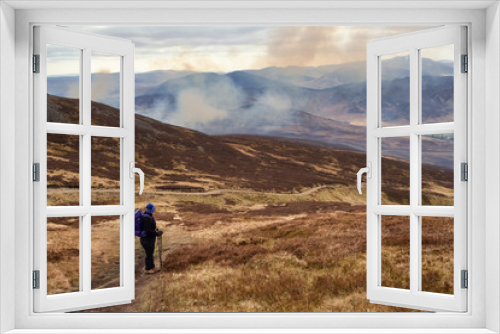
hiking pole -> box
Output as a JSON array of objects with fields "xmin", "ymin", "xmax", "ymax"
[{"xmin": 157, "ymin": 232, "xmax": 163, "ymax": 271}]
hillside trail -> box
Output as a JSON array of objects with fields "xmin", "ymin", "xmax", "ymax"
[
  {"xmin": 49, "ymin": 185, "xmax": 334, "ymax": 196},
  {"xmin": 133, "ymin": 218, "xmax": 191, "ymax": 280},
  {"xmin": 113, "ymin": 184, "xmax": 343, "ymax": 299},
  {"xmin": 157, "ymin": 185, "xmax": 335, "ymax": 196}
]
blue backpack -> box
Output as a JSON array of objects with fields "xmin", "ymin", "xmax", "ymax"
[{"xmin": 135, "ymin": 209, "xmax": 147, "ymax": 237}]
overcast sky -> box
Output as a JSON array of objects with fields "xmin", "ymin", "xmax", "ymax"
[{"xmin": 48, "ymin": 26, "xmax": 450, "ymax": 75}]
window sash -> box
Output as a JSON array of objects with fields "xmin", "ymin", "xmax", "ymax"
[
  {"xmin": 32, "ymin": 25, "xmax": 136, "ymax": 313},
  {"xmin": 366, "ymin": 26, "xmax": 467, "ymax": 312}
]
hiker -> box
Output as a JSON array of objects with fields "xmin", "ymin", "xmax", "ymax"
[{"xmin": 140, "ymin": 203, "xmax": 163, "ymax": 274}]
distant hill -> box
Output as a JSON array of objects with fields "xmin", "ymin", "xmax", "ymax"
[
  {"xmin": 380, "ymin": 75, "xmax": 453, "ymax": 125},
  {"xmin": 46, "ymin": 56, "xmax": 454, "ymax": 167},
  {"xmin": 243, "ymin": 62, "xmax": 367, "ymax": 90},
  {"xmin": 47, "ymin": 69, "xmax": 194, "ymax": 107},
  {"xmin": 47, "ymin": 57, "xmax": 453, "ymax": 128},
  {"xmin": 134, "ymin": 67, "xmax": 452, "ymax": 132},
  {"xmin": 47, "ymin": 94, "xmax": 368, "ymax": 192},
  {"xmin": 244, "ymin": 58, "xmax": 452, "ymax": 90},
  {"xmin": 48, "ymin": 95, "xmax": 453, "ymax": 197}
]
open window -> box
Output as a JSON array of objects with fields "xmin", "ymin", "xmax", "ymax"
[
  {"xmin": 33, "ymin": 23, "xmax": 467, "ymax": 314},
  {"xmin": 3, "ymin": 0, "xmax": 494, "ymax": 330},
  {"xmin": 33, "ymin": 26, "xmax": 136, "ymax": 312},
  {"xmin": 364, "ymin": 26, "xmax": 467, "ymax": 312}
]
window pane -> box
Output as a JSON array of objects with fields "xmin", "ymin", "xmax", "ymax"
[
  {"xmin": 381, "ymin": 215, "xmax": 410, "ymax": 290},
  {"xmin": 421, "ymin": 44, "xmax": 454, "ymax": 124},
  {"xmin": 91, "ymin": 51, "xmax": 121, "ymax": 127},
  {"xmin": 421, "ymin": 134, "xmax": 454, "ymax": 206},
  {"xmin": 381, "ymin": 137, "xmax": 410, "ymax": 205},
  {"xmin": 91, "ymin": 137, "xmax": 121, "ymax": 205},
  {"xmin": 421, "ymin": 217, "xmax": 454, "ymax": 294},
  {"xmin": 47, "ymin": 217, "xmax": 80, "ymax": 295},
  {"xmin": 92, "ymin": 216, "xmax": 121, "ymax": 290},
  {"xmin": 381, "ymin": 51, "xmax": 410, "ymax": 127},
  {"xmin": 47, "ymin": 44, "xmax": 80, "ymax": 124},
  {"xmin": 47, "ymin": 134, "xmax": 80, "ymax": 206}
]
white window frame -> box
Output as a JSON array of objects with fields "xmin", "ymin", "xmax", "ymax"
[
  {"xmin": 1, "ymin": 1, "xmax": 499, "ymax": 333},
  {"xmin": 366, "ymin": 26, "xmax": 468, "ymax": 312},
  {"xmin": 33, "ymin": 26, "xmax": 136, "ymax": 313}
]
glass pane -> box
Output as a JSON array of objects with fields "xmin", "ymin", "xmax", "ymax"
[
  {"xmin": 381, "ymin": 137, "xmax": 410, "ymax": 205},
  {"xmin": 421, "ymin": 217, "xmax": 454, "ymax": 294},
  {"xmin": 91, "ymin": 51, "xmax": 121, "ymax": 127},
  {"xmin": 421, "ymin": 44, "xmax": 454, "ymax": 124},
  {"xmin": 421, "ymin": 134, "xmax": 454, "ymax": 206},
  {"xmin": 92, "ymin": 216, "xmax": 121, "ymax": 290},
  {"xmin": 47, "ymin": 44, "xmax": 80, "ymax": 124},
  {"xmin": 381, "ymin": 51, "xmax": 410, "ymax": 127},
  {"xmin": 91, "ymin": 137, "xmax": 121, "ymax": 205},
  {"xmin": 47, "ymin": 134, "xmax": 80, "ymax": 206},
  {"xmin": 47, "ymin": 217, "xmax": 80, "ymax": 295},
  {"xmin": 381, "ymin": 215, "xmax": 410, "ymax": 290}
]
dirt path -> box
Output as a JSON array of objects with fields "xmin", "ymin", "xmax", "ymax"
[
  {"xmin": 157, "ymin": 185, "xmax": 335, "ymax": 196},
  {"xmin": 48, "ymin": 185, "xmax": 337, "ymax": 196}
]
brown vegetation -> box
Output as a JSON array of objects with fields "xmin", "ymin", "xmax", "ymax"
[{"xmin": 46, "ymin": 95, "xmax": 454, "ymax": 312}]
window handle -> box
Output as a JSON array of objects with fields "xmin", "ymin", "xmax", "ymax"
[
  {"xmin": 129, "ymin": 162, "xmax": 145, "ymax": 195},
  {"xmin": 357, "ymin": 162, "xmax": 371, "ymax": 194}
]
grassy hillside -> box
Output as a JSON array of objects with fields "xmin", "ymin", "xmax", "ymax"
[{"xmin": 45, "ymin": 95, "xmax": 454, "ymax": 312}]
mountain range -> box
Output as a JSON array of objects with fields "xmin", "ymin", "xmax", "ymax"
[
  {"xmin": 47, "ymin": 94, "xmax": 453, "ymax": 194},
  {"xmin": 47, "ymin": 57, "xmax": 454, "ymax": 167}
]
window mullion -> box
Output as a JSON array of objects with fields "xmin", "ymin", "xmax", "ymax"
[
  {"xmin": 413, "ymin": 123, "xmax": 454, "ymax": 135},
  {"xmin": 373, "ymin": 124, "xmax": 454, "ymax": 138},
  {"xmin": 82, "ymin": 47, "xmax": 92, "ymax": 294},
  {"xmin": 409, "ymin": 47, "xmax": 420, "ymax": 295},
  {"xmin": 78, "ymin": 48, "xmax": 85, "ymax": 293},
  {"xmin": 373, "ymin": 126, "xmax": 411, "ymax": 138}
]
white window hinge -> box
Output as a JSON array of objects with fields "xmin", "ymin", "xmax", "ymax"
[
  {"xmin": 461, "ymin": 54, "xmax": 468, "ymax": 73},
  {"xmin": 33, "ymin": 54, "xmax": 40, "ymax": 73},
  {"xmin": 33, "ymin": 270, "xmax": 40, "ymax": 289},
  {"xmin": 461, "ymin": 270, "xmax": 468, "ymax": 289},
  {"xmin": 461, "ymin": 162, "xmax": 468, "ymax": 182}
]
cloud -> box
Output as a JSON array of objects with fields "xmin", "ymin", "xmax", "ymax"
[
  {"xmin": 253, "ymin": 26, "xmax": 430, "ymax": 69},
  {"xmin": 146, "ymin": 49, "xmax": 225, "ymax": 72},
  {"xmin": 71, "ymin": 26, "xmax": 266, "ymax": 49},
  {"xmin": 65, "ymin": 25, "xmax": 432, "ymax": 73}
]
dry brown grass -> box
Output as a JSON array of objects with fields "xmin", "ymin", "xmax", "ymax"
[
  {"xmin": 91, "ymin": 216, "xmax": 121, "ymax": 290},
  {"xmin": 47, "ymin": 217, "xmax": 80, "ymax": 295},
  {"xmin": 381, "ymin": 216, "xmax": 410, "ymax": 289},
  {"xmin": 46, "ymin": 95, "xmax": 455, "ymax": 313},
  {"xmin": 47, "ymin": 185, "xmax": 454, "ymax": 312},
  {"xmin": 421, "ymin": 217, "xmax": 454, "ymax": 294},
  {"xmin": 50, "ymin": 180, "xmax": 453, "ymax": 312},
  {"xmin": 47, "ymin": 216, "xmax": 122, "ymax": 294},
  {"xmin": 80, "ymin": 193, "xmax": 452, "ymax": 313}
]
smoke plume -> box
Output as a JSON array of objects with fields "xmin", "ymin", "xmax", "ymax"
[{"xmin": 143, "ymin": 75, "xmax": 295, "ymax": 135}]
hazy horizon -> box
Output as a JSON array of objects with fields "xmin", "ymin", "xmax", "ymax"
[
  {"xmin": 47, "ymin": 25, "xmax": 452, "ymax": 76},
  {"xmin": 46, "ymin": 57, "xmax": 454, "ymax": 77}
]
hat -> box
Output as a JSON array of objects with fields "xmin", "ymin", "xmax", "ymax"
[{"xmin": 145, "ymin": 203, "xmax": 156, "ymax": 214}]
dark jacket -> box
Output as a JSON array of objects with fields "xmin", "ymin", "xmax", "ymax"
[{"xmin": 141, "ymin": 213, "xmax": 157, "ymax": 238}]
